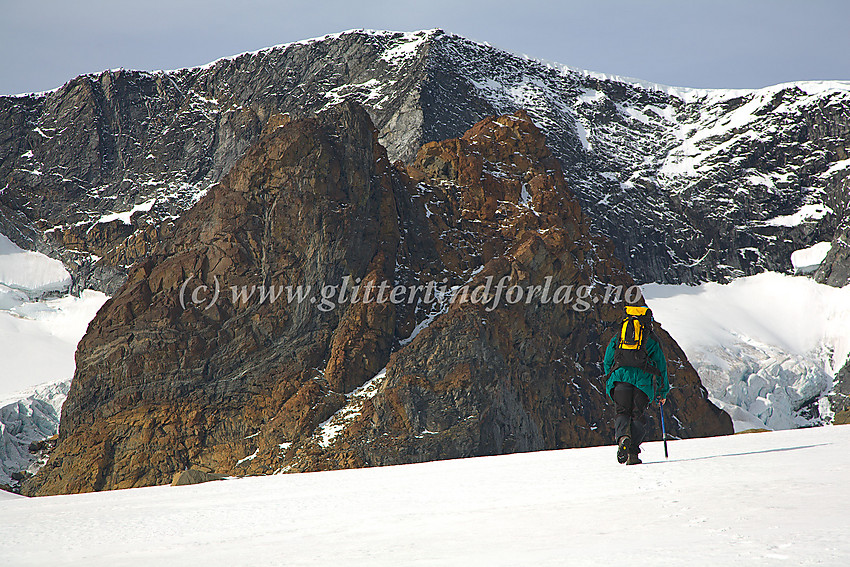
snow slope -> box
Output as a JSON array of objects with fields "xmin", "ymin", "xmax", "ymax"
[
  {"xmin": 1, "ymin": 426, "xmax": 848, "ymax": 566},
  {"xmin": 644, "ymin": 272, "xmax": 850, "ymax": 431},
  {"xmin": 0, "ymin": 286, "xmax": 107, "ymax": 485}
]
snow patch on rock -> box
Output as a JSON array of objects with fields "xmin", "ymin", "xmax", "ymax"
[
  {"xmin": 791, "ymin": 241, "xmax": 833, "ymax": 274},
  {"xmin": 315, "ymin": 368, "xmax": 388, "ymax": 448}
]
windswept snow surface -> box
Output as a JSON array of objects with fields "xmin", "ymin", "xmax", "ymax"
[
  {"xmin": 644, "ymin": 272, "xmax": 850, "ymax": 431},
  {"xmin": 2, "ymin": 426, "xmax": 849, "ymax": 566}
]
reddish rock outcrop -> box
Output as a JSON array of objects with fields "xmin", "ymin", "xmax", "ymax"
[
  {"xmin": 285, "ymin": 110, "xmax": 730, "ymax": 471},
  {"xmin": 23, "ymin": 104, "xmax": 730, "ymax": 496}
]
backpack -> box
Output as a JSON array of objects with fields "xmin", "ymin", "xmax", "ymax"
[{"xmin": 605, "ymin": 305, "xmax": 661, "ymax": 384}]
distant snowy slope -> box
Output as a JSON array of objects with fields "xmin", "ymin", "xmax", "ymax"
[
  {"xmin": 1, "ymin": 426, "xmax": 848, "ymax": 566},
  {"xmin": 448, "ymin": 35, "xmax": 850, "ymax": 284},
  {"xmin": 644, "ymin": 272, "xmax": 850, "ymax": 430}
]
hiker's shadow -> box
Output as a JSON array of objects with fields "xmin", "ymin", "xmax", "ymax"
[{"xmin": 642, "ymin": 442, "xmax": 829, "ymax": 465}]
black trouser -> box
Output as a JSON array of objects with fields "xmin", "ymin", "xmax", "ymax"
[{"xmin": 612, "ymin": 381, "xmax": 649, "ymax": 452}]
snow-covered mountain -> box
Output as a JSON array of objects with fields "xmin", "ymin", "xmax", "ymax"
[
  {"xmin": 2, "ymin": 425, "xmax": 849, "ymax": 566},
  {"xmin": 1, "ymin": 29, "xmax": 848, "ymax": 290}
]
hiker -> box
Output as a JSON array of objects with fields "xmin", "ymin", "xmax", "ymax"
[{"xmin": 603, "ymin": 306, "xmax": 669, "ymax": 465}]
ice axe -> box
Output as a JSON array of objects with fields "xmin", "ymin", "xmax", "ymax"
[{"xmin": 659, "ymin": 399, "xmax": 669, "ymax": 459}]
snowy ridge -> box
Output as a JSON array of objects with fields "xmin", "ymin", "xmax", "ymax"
[
  {"xmin": 2, "ymin": 425, "xmax": 849, "ymax": 565},
  {"xmin": 42, "ymin": 26, "xmax": 850, "ymax": 102},
  {"xmin": 658, "ymin": 83, "xmax": 850, "ymax": 183},
  {"xmin": 171, "ymin": 28, "xmax": 440, "ymax": 74}
]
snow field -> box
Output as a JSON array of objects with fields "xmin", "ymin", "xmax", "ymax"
[{"xmin": 1, "ymin": 426, "xmax": 848, "ymax": 566}]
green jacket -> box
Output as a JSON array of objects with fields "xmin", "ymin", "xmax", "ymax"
[{"xmin": 604, "ymin": 334, "xmax": 670, "ymax": 402}]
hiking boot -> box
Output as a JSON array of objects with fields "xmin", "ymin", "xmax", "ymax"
[
  {"xmin": 617, "ymin": 436, "xmax": 630, "ymax": 464},
  {"xmin": 626, "ymin": 452, "xmax": 642, "ymax": 465}
]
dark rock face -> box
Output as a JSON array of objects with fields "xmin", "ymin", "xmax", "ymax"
[
  {"xmin": 816, "ymin": 225, "xmax": 850, "ymax": 287},
  {"xmin": 285, "ymin": 109, "xmax": 730, "ymax": 472},
  {"xmin": 23, "ymin": 105, "xmax": 731, "ymax": 496},
  {"xmin": 830, "ymin": 357, "xmax": 850, "ymax": 425},
  {"xmin": 2, "ymin": 30, "xmax": 849, "ymax": 291},
  {"xmin": 817, "ymin": 226, "xmax": 850, "ymax": 413},
  {"xmin": 24, "ymin": 102, "xmax": 402, "ymax": 494}
]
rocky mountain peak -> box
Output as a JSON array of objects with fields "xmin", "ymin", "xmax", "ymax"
[{"xmin": 23, "ymin": 103, "xmax": 730, "ymax": 495}]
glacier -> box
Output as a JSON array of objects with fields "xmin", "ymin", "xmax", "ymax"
[
  {"xmin": 644, "ymin": 272, "xmax": 850, "ymax": 431},
  {"xmin": 0, "ymin": 380, "xmax": 69, "ymax": 486},
  {"xmin": 0, "ymin": 232, "xmax": 107, "ymax": 487}
]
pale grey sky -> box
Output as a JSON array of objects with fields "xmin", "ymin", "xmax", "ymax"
[{"xmin": 1, "ymin": 0, "xmax": 849, "ymax": 95}]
